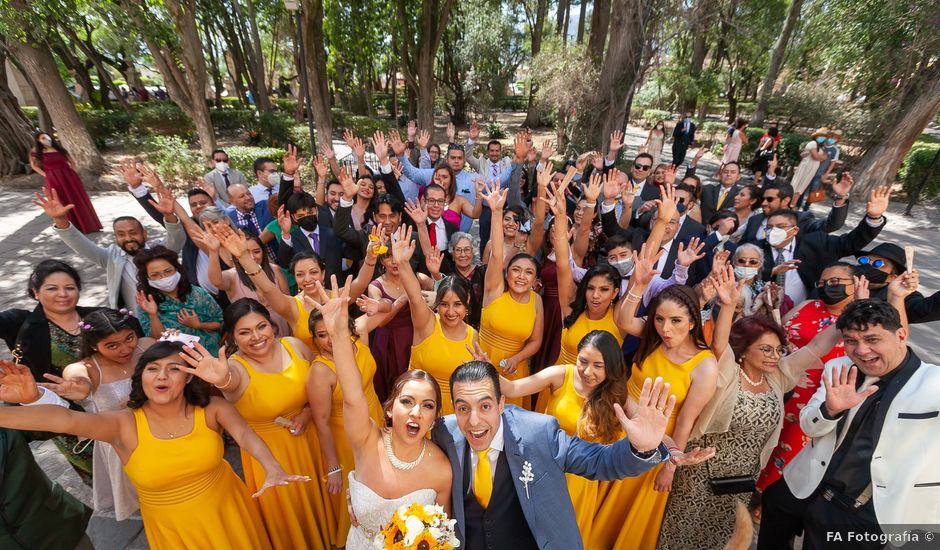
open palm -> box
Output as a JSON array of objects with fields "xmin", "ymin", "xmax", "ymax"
[
  {"xmin": 823, "ymin": 365, "xmax": 878, "ymax": 416},
  {"xmin": 614, "ymin": 377, "xmax": 675, "ymax": 452},
  {"xmin": 178, "ymin": 342, "xmax": 230, "ymax": 387},
  {"xmin": 0, "ymin": 361, "xmax": 41, "ymax": 404}
]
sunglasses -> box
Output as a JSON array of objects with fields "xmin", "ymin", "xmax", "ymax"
[
  {"xmin": 761, "ymin": 196, "xmax": 778, "ymax": 203},
  {"xmin": 736, "ymin": 258, "xmax": 761, "ymax": 266},
  {"xmin": 857, "ymin": 256, "xmax": 885, "ymax": 269},
  {"xmin": 634, "ymin": 163, "xmax": 652, "ymax": 171}
]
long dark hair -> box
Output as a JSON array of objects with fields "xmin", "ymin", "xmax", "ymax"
[
  {"xmin": 79, "ymin": 308, "xmax": 144, "ymax": 357},
  {"xmin": 31, "ymin": 131, "xmax": 70, "ymax": 170},
  {"xmin": 234, "ymin": 234, "xmax": 277, "ymax": 291},
  {"xmin": 126, "ymin": 341, "xmax": 211, "ymax": 408},
  {"xmin": 576, "ymin": 331, "xmax": 629, "ymax": 444},
  {"xmin": 134, "ymin": 246, "xmax": 193, "ymax": 304},
  {"xmin": 564, "ymin": 264, "xmax": 622, "ymax": 328},
  {"xmin": 433, "ymin": 165, "xmax": 457, "ymax": 203},
  {"xmin": 223, "ymin": 298, "xmax": 276, "ymax": 353},
  {"xmin": 433, "ymin": 275, "xmax": 472, "ymax": 317},
  {"xmin": 635, "ymin": 285, "xmax": 708, "ymax": 365}
]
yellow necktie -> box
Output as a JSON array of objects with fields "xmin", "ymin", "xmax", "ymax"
[
  {"xmin": 717, "ymin": 188, "xmax": 729, "ymax": 209},
  {"xmin": 474, "ymin": 449, "xmax": 493, "ymax": 508}
]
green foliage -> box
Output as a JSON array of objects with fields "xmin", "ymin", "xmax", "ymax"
[
  {"xmin": 899, "ymin": 143, "xmax": 940, "ymax": 200},
  {"xmin": 143, "ymin": 136, "xmax": 203, "ymax": 183},
  {"xmin": 219, "ymin": 97, "xmax": 243, "ymax": 109},
  {"xmin": 289, "ymin": 125, "xmax": 316, "ymax": 153},
  {"xmin": 210, "ymin": 109, "xmax": 257, "ymax": 133},
  {"xmin": 223, "ymin": 146, "xmax": 286, "ymax": 176},
  {"xmin": 334, "ymin": 112, "xmax": 388, "ymax": 139},
  {"xmin": 778, "ymin": 133, "xmax": 811, "ymax": 170},
  {"xmin": 133, "ymin": 103, "xmax": 195, "ymax": 139},
  {"xmin": 78, "ymin": 110, "xmax": 134, "ymax": 148},
  {"xmin": 699, "ymin": 121, "xmax": 728, "ymax": 141},
  {"xmin": 641, "ymin": 110, "xmax": 672, "ymax": 128},
  {"xmin": 256, "ymin": 112, "xmax": 294, "ymax": 147},
  {"xmin": 21, "ymin": 106, "xmax": 39, "ymax": 125},
  {"xmin": 274, "ymin": 98, "xmax": 298, "ymax": 113},
  {"xmin": 486, "ymin": 120, "xmax": 506, "ymax": 139},
  {"xmin": 531, "ymin": 37, "xmax": 598, "ymax": 151},
  {"xmin": 739, "ymin": 127, "xmax": 767, "ymax": 164}
]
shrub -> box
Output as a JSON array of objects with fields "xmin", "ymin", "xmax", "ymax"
[
  {"xmin": 21, "ymin": 106, "xmax": 39, "ymax": 125},
  {"xmin": 641, "ymin": 109, "xmax": 671, "ymax": 128},
  {"xmin": 342, "ymin": 114, "xmax": 388, "ymax": 138},
  {"xmin": 133, "ymin": 102, "xmax": 195, "ymax": 138},
  {"xmin": 220, "ymin": 97, "xmax": 243, "ymax": 109},
  {"xmin": 739, "ymin": 127, "xmax": 767, "ymax": 165},
  {"xmin": 78, "ymin": 110, "xmax": 134, "ymax": 148},
  {"xmin": 143, "ymin": 135, "xmax": 203, "ymax": 183},
  {"xmin": 274, "ymin": 98, "xmax": 298, "ymax": 113},
  {"xmin": 487, "ymin": 120, "xmax": 506, "ymax": 139},
  {"xmin": 289, "ymin": 124, "xmax": 317, "ymax": 152},
  {"xmin": 629, "ymin": 106, "xmax": 645, "ymax": 124},
  {"xmin": 256, "ymin": 112, "xmax": 294, "ymax": 147},
  {"xmin": 224, "ymin": 146, "xmax": 287, "ymax": 176},
  {"xmin": 899, "ymin": 143, "xmax": 940, "ymax": 200},
  {"xmin": 699, "ymin": 121, "xmax": 727, "ymax": 142},
  {"xmin": 211, "ymin": 109, "xmax": 256, "ymax": 133}
]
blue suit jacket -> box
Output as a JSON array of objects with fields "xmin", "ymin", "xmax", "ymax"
[{"xmin": 431, "ymin": 405, "xmax": 667, "ymax": 549}]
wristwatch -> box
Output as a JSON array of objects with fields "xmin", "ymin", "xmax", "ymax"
[{"xmin": 631, "ymin": 444, "xmax": 658, "ymax": 459}]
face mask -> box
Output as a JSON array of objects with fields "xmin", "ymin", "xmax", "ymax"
[
  {"xmin": 734, "ymin": 266, "xmax": 759, "ymax": 280},
  {"xmin": 610, "ymin": 258, "xmax": 634, "ymax": 278},
  {"xmin": 676, "ymin": 201, "xmax": 687, "ymax": 214},
  {"xmin": 826, "ymin": 138, "xmax": 836, "ymax": 145},
  {"xmin": 819, "ymin": 283, "xmax": 849, "ymax": 305},
  {"xmin": 215, "ymin": 161, "xmax": 229, "ymax": 173},
  {"xmin": 149, "ymin": 271, "xmax": 181, "ymax": 292},
  {"xmin": 296, "ymin": 214, "xmax": 318, "ymax": 232},
  {"xmin": 858, "ymin": 264, "xmax": 889, "ymax": 285},
  {"xmin": 767, "ymin": 227, "xmax": 790, "ymax": 248},
  {"xmin": 815, "ymin": 137, "xmax": 826, "ymax": 144},
  {"xmin": 39, "ymin": 136, "xmax": 52, "ymax": 147},
  {"xmin": 267, "ymin": 172, "xmax": 281, "ymax": 187}
]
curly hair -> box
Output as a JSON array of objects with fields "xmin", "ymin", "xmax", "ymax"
[
  {"xmin": 635, "ymin": 285, "xmax": 708, "ymax": 365},
  {"xmin": 575, "ymin": 331, "xmax": 629, "ymax": 444},
  {"xmin": 133, "ymin": 246, "xmax": 192, "ymax": 304},
  {"xmin": 126, "ymin": 341, "xmax": 210, "ymax": 409},
  {"xmin": 564, "ymin": 264, "xmax": 622, "ymax": 328},
  {"xmin": 728, "ymin": 315, "xmax": 788, "ymax": 363}
]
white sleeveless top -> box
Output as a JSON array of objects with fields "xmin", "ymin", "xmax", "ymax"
[{"xmin": 345, "ymin": 471, "xmax": 438, "ymax": 549}]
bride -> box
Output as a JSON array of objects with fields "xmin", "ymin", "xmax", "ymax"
[{"xmin": 307, "ymin": 275, "xmax": 452, "ymax": 549}]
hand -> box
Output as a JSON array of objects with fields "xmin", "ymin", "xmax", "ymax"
[
  {"xmin": 500, "ymin": 356, "xmax": 520, "ymax": 375},
  {"xmin": 468, "ymin": 120, "xmax": 479, "ymax": 141},
  {"xmin": 312, "ymin": 155, "xmax": 329, "ymax": 180},
  {"xmin": 197, "ymin": 177, "xmax": 216, "ymax": 200},
  {"xmin": 693, "ymin": 147, "xmax": 706, "ymax": 162},
  {"xmin": 178, "ymin": 341, "xmax": 231, "ymax": 387},
  {"xmin": 446, "ymin": 121, "xmax": 456, "ymax": 143},
  {"xmin": 119, "ymin": 158, "xmax": 143, "ymax": 188},
  {"xmin": 540, "ymin": 139, "xmax": 555, "ymax": 162},
  {"xmin": 371, "ymin": 131, "xmax": 389, "ymax": 163},
  {"xmin": 303, "ymin": 275, "xmax": 354, "ymax": 337},
  {"xmin": 715, "ymin": 216, "xmax": 736, "ymax": 236},
  {"xmin": 189, "ymin": 227, "xmax": 221, "ymax": 252},
  {"xmin": 887, "ymin": 270, "xmax": 918, "ymax": 300},
  {"xmin": 325, "ymin": 468, "xmax": 343, "ymax": 494},
  {"xmin": 658, "ymin": 183, "xmax": 678, "ymax": 223},
  {"xmin": 407, "ymin": 120, "xmax": 417, "ymax": 141},
  {"xmin": 32, "ymin": 186, "xmax": 75, "ymax": 221},
  {"xmin": 609, "ymin": 129, "xmax": 624, "ymax": 153},
  {"xmin": 767, "ymin": 154, "xmax": 778, "ymax": 175},
  {"xmin": 416, "ymin": 129, "xmax": 431, "ymax": 151},
  {"xmin": 149, "ymin": 186, "xmax": 178, "ymax": 217},
  {"xmin": 390, "ymin": 157, "xmax": 403, "ymax": 180},
  {"xmin": 713, "ymin": 263, "xmax": 744, "ymax": 307},
  {"xmin": 823, "ymin": 365, "xmax": 879, "ymax": 417},
  {"xmin": 253, "ymin": 467, "xmax": 311, "ymax": 498},
  {"xmin": 137, "ymin": 163, "xmax": 164, "ymax": 190},
  {"xmin": 771, "ymin": 260, "xmax": 801, "ymax": 277},
  {"xmin": 830, "ymin": 172, "xmax": 853, "ymax": 198},
  {"xmin": 669, "ymin": 446, "xmax": 716, "ymax": 467},
  {"xmin": 350, "ymin": 136, "xmax": 365, "ymax": 161},
  {"xmin": 388, "ymin": 129, "xmax": 407, "ymax": 157},
  {"xmin": 390, "ymin": 225, "xmax": 416, "ymax": 264},
  {"xmin": 637, "ymin": 200, "xmax": 659, "ymax": 215},
  {"xmin": 676, "ymin": 237, "xmax": 706, "ymax": 267},
  {"xmin": 338, "ymin": 166, "xmax": 358, "ymax": 200},
  {"xmin": 663, "ymin": 164, "xmax": 677, "ymax": 187},
  {"xmin": 176, "ymin": 309, "xmax": 202, "ymax": 329},
  {"xmin": 39, "ymin": 372, "xmax": 90, "ymax": 401},
  {"xmin": 711, "ymin": 249, "xmax": 731, "ymax": 272},
  {"xmin": 356, "ymin": 295, "xmax": 385, "ymax": 317},
  {"xmin": 853, "ymin": 275, "xmax": 870, "ymax": 300},
  {"xmin": 614, "ymin": 377, "xmax": 676, "ymax": 452},
  {"xmin": 866, "ymin": 186, "xmax": 889, "ymax": 219},
  {"xmin": 404, "ymin": 199, "xmax": 428, "ymax": 226},
  {"xmin": 465, "ymin": 339, "xmax": 492, "ymax": 363},
  {"xmin": 654, "ymin": 464, "xmax": 675, "ymax": 492},
  {"xmin": 283, "ymin": 144, "xmax": 304, "ymax": 176},
  {"xmin": 426, "ymin": 245, "xmax": 444, "ymax": 277},
  {"xmin": 365, "ymin": 223, "xmax": 388, "ymax": 262},
  {"xmin": 0, "ymin": 360, "xmax": 41, "ymax": 404},
  {"xmin": 602, "ymin": 172, "xmax": 622, "ymax": 202},
  {"xmin": 288, "ymin": 408, "xmax": 312, "ymax": 437},
  {"xmin": 536, "ymin": 164, "xmax": 556, "ymax": 190},
  {"xmin": 347, "ymin": 488, "xmax": 360, "ymax": 528},
  {"xmin": 631, "ymin": 243, "xmax": 663, "ymax": 287},
  {"xmin": 320, "ymin": 140, "xmax": 335, "ymax": 160},
  {"xmin": 211, "ymin": 224, "xmax": 250, "ymax": 258},
  {"xmin": 583, "ymin": 172, "xmax": 603, "ymax": 203},
  {"xmin": 539, "ymin": 183, "xmax": 566, "ymax": 219},
  {"xmin": 135, "ymin": 290, "xmax": 158, "ymax": 315},
  {"xmin": 481, "ymin": 179, "xmax": 507, "ymax": 211},
  {"xmin": 513, "ymin": 132, "xmax": 530, "ymax": 161}
]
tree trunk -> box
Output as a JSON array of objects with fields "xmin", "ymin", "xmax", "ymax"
[
  {"xmin": 243, "ymin": 0, "xmax": 273, "ymax": 113},
  {"xmin": 4, "ymin": 15, "xmax": 104, "ymax": 172},
  {"xmin": 562, "ymin": 0, "xmax": 572, "ymax": 43},
  {"xmin": 395, "ymin": 0, "xmax": 454, "ymax": 131},
  {"xmin": 0, "ymin": 48, "xmax": 36, "ymax": 175},
  {"xmin": 851, "ymin": 63, "xmax": 940, "ymax": 197},
  {"xmin": 680, "ymin": 0, "xmax": 716, "ymax": 113},
  {"xmin": 51, "ymin": 37, "xmax": 95, "ymax": 106},
  {"xmin": 301, "ymin": 0, "xmax": 334, "ymax": 144},
  {"xmin": 586, "ymin": 0, "xmax": 611, "ymax": 62},
  {"xmin": 205, "ymin": 35, "xmax": 224, "ymax": 108},
  {"xmin": 64, "ymin": 24, "xmax": 131, "ymax": 113},
  {"xmin": 751, "ymin": 0, "xmax": 802, "ymax": 126},
  {"xmin": 576, "ymin": 0, "xmax": 588, "ymax": 43},
  {"xmin": 573, "ymin": 0, "xmax": 650, "ymax": 151},
  {"xmin": 523, "ymin": 0, "xmax": 549, "ymax": 127},
  {"xmin": 556, "ymin": 0, "xmax": 568, "ymax": 34}
]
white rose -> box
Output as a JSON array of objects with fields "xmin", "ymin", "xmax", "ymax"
[{"xmin": 403, "ymin": 515, "xmax": 425, "ymax": 546}]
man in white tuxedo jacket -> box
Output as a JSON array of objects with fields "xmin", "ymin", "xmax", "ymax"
[{"xmin": 767, "ymin": 300, "xmax": 940, "ymax": 550}]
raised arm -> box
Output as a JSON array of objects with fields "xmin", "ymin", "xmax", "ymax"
[
  {"xmin": 709, "ymin": 264, "xmax": 744, "ymax": 358},
  {"xmin": 500, "ymin": 364, "xmax": 567, "ymax": 399},
  {"xmin": 307, "ymin": 363, "xmax": 343, "ymax": 494},
  {"xmin": 572, "ymin": 172, "xmax": 603, "ymax": 264},
  {"xmin": 616, "ymin": 243, "xmax": 663, "ymax": 337},
  {"xmin": 482, "ymin": 182, "xmax": 509, "ymax": 305},
  {"xmin": 346, "ymin": 225, "xmax": 385, "ymax": 299},
  {"xmin": 392, "ymin": 226, "xmax": 436, "ymax": 343},
  {"xmin": 547, "ymin": 182, "xmax": 576, "ymax": 318}
]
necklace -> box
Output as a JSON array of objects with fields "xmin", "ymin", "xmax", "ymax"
[
  {"xmin": 92, "ymin": 355, "xmax": 129, "ymax": 377},
  {"xmin": 383, "ymin": 429, "xmax": 428, "ymax": 470},
  {"xmin": 740, "ymin": 368, "xmax": 765, "ymax": 387},
  {"xmin": 152, "ymin": 413, "xmax": 190, "ymax": 438}
]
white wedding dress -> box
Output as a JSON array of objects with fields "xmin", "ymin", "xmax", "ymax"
[{"xmin": 345, "ymin": 471, "xmax": 438, "ymax": 549}]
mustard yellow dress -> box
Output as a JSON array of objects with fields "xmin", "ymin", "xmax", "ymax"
[
  {"xmin": 313, "ymin": 337, "xmax": 385, "ymax": 544},
  {"xmin": 538, "ymin": 308, "xmax": 623, "ymax": 412},
  {"xmin": 589, "ymin": 345, "xmax": 714, "ymax": 550},
  {"xmin": 409, "ymin": 316, "xmax": 476, "ymax": 415},
  {"xmin": 543, "ymin": 365, "xmax": 615, "ymax": 545},
  {"xmin": 230, "ymin": 339, "xmax": 334, "ymax": 550},
  {"xmin": 292, "ymin": 295, "xmax": 315, "ymax": 351},
  {"xmin": 123, "ymin": 407, "xmax": 272, "ymax": 550},
  {"xmin": 479, "ymin": 291, "xmax": 538, "ymax": 408}
]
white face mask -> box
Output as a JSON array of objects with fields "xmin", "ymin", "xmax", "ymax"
[
  {"xmin": 267, "ymin": 172, "xmax": 281, "ymax": 187},
  {"xmin": 767, "ymin": 227, "xmax": 790, "ymax": 248},
  {"xmin": 149, "ymin": 271, "xmax": 181, "ymax": 292},
  {"xmin": 610, "ymin": 258, "xmax": 635, "ymax": 278},
  {"xmin": 39, "ymin": 135, "xmax": 52, "ymax": 147},
  {"xmin": 215, "ymin": 161, "xmax": 229, "ymax": 173},
  {"xmin": 734, "ymin": 266, "xmax": 759, "ymax": 280}
]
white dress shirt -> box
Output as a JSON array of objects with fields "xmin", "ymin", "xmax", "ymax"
[
  {"xmin": 428, "ymin": 217, "xmax": 447, "ymax": 251},
  {"xmin": 468, "ymin": 418, "xmax": 504, "ymax": 493},
  {"xmin": 249, "ymin": 182, "xmax": 279, "ymax": 203},
  {"xmin": 656, "ymin": 237, "xmax": 677, "ymax": 273},
  {"xmin": 775, "ymin": 240, "xmax": 807, "ymax": 305}
]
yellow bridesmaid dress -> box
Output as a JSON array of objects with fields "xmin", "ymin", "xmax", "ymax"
[
  {"xmin": 291, "ymin": 295, "xmax": 316, "ymax": 352},
  {"xmin": 313, "ymin": 337, "xmax": 385, "ymax": 544},
  {"xmin": 543, "ymin": 365, "xmax": 617, "ymax": 545},
  {"xmin": 230, "ymin": 339, "xmax": 335, "ymax": 549},
  {"xmin": 538, "ymin": 309, "xmax": 623, "ymax": 412},
  {"xmin": 123, "ymin": 407, "xmax": 272, "ymax": 550},
  {"xmin": 479, "ymin": 291, "xmax": 538, "ymax": 408},
  {"xmin": 589, "ymin": 345, "xmax": 714, "ymax": 550},
  {"xmin": 409, "ymin": 315, "xmax": 476, "ymax": 415}
]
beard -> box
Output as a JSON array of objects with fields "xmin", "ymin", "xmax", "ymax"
[{"xmin": 120, "ymin": 240, "xmax": 145, "ymax": 255}]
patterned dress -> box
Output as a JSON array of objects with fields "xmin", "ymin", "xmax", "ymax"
[{"xmin": 657, "ymin": 384, "xmax": 781, "ymax": 549}]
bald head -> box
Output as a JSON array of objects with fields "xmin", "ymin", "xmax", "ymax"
[{"xmin": 228, "ymin": 184, "xmax": 254, "ymax": 212}]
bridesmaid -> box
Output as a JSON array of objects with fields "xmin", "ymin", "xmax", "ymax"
[
  {"xmin": 0, "ymin": 342, "xmax": 307, "ymax": 550},
  {"xmin": 499, "ymin": 330, "xmax": 628, "ymax": 543},
  {"xmin": 393, "ymin": 225, "xmax": 475, "ymax": 415},
  {"xmin": 191, "ymin": 298, "xmax": 334, "ymax": 549},
  {"xmin": 29, "ymin": 132, "xmax": 101, "ymax": 234},
  {"xmin": 477, "ymin": 185, "xmax": 543, "ymax": 408}
]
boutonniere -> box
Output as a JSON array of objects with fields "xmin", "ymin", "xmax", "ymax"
[{"xmin": 519, "ymin": 460, "xmax": 534, "ymax": 499}]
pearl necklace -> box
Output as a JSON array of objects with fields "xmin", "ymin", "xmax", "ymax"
[
  {"xmin": 383, "ymin": 429, "xmax": 428, "ymax": 471},
  {"xmin": 740, "ymin": 368, "xmax": 765, "ymax": 387}
]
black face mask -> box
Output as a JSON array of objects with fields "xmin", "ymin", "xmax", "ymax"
[
  {"xmin": 296, "ymin": 214, "xmax": 318, "ymax": 232},
  {"xmin": 819, "ymin": 283, "xmax": 849, "ymax": 305},
  {"xmin": 858, "ymin": 264, "xmax": 889, "ymax": 285}
]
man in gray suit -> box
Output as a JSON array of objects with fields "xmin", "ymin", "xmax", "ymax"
[
  {"xmin": 202, "ymin": 148, "xmax": 248, "ymax": 207},
  {"xmin": 432, "ymin": 361, "xmax": 708, "ymax": 550}
]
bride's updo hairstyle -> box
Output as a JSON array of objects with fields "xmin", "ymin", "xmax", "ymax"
[{"xmin": 382, "ymin": 370, "xmax": 443, "ymax": 427}]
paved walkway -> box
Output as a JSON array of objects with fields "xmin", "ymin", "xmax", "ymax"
[{"xmin": 2, "ymin": 131, "xmax": 938, "ymax": 548}]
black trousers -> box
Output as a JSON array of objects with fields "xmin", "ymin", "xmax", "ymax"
[
  {"xmin": 757, "ymin": 478, "xmax": 806, "ymax": 550},
  {"xmin": 803, "ymin": 490, "xmax": 883, "ymax": 550},
  {"xmin": 479, "ymin": 206, "xmax": 492, "ymax": 254},
  {"xmin": 672, "ymin": 142, "xmax": 689, "ymax": 166}
]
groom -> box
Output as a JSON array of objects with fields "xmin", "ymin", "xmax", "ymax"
[{"xmin": 431, "ymin": 361, "xmax": 677, "ymax": 550}]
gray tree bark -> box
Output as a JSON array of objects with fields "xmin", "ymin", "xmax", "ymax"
[{"xmin": 751, "ymin": 0, "xmax": 803, "ymax": 126}]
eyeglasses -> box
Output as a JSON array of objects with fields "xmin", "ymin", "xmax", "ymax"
[
  {"xmin": 815, "ymin": 277, "xmax": 854, "ymax": 288},
  {"xmin": 761, "ymin": 196, "xmax": 778, "ymax": 203},
  {"xmin": 453, "ymin": 247, "xmax": 473, "ymax": 255},
  {"xmin": 857, "ymin": 256, "xmax": 885, "ymax": 269},
  {"xmin": 425, "ymin": 199, "xmax": 446, "ymax": 206},
  {"xmin": 757, "ymin": 345, "xmax": 788, "ymax": 358},
  {"xmin": 735, "ymin": 258, "xmax": 761, "ymax": 266},
  {"xmin": 634, "ymin": 163, "xmax": 652, "ymax": 171}
]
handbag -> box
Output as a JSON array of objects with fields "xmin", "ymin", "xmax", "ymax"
[
  {"xmin": 806, "ymin": 187, "xmax": 828, "ymax": 205},
  {"xmin": 704, "ymin": 435, "xmax": 756, "ymax": 496}
]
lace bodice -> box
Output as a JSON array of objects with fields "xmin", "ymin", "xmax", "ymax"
[{"xmin": 345, "ymin": 471, "xmax": 438, "ymax": 549}]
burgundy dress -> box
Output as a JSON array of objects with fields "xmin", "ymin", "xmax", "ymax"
[
  {"xmin": 41, "ymin": 150, "xmax": 102, "ymax": 234},
  {"xmin": 369, "ymin": 279, "xmax": 414, "ymax": 403},
  {"xmin": 531, "ymin": 258, "xmax": 562, "ymax": 373}
]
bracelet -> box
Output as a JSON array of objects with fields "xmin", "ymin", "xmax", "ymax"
[
  {"xmin": 627, "ymin": 291, "xmax": 643, "ymax": 301},
  {"xmin": 668, "ymin": 446, "xmax": 682, "ymax": 454},
  {"xmin": 327, "ymin": 466, "xmax": 342, "ymax": 476},
  {"xmin": 243, "ymin": 265, "xmax": 263, "ymax": 277},
  {"xmin": 584, "ymin": 201, "xmax": 597, "ymax": 209},
  {"xmin": 214, "ymin": 369, "xmax": 234, "ymax": 390}
]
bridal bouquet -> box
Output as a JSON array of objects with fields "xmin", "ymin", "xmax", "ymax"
[{"xmin": 374, "ymin": 502, "xmax": 460, "ymax": 549}]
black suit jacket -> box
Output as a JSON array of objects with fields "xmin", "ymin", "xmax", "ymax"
[
  {"xmin": 672, "ymin": 121, "xmax": 696, "ymax": 146},
  {"xmin": 760, "ymin": 216, "xmax": 886, "ymax": 291},
  {"xmin": 278, "ymin": 218, "xmax": 344, "ymax": 279},
  {"xmin": 0, "ymin": 304, "xmax": 102, "ymax": 380},
  {"xmin": 741, "ymin": 204, "xmax": 849, "ymax": 245},
  {"xmin": 870, "ymin": 286, "xmax": 940, "ymax": 325},
  {"xmin": 644, "ymin": 216, "xmax": 705, "ymax": 279},
  {"xmin": 700, "ymin": 184, "xmax": 741, "ymax": 225}
]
